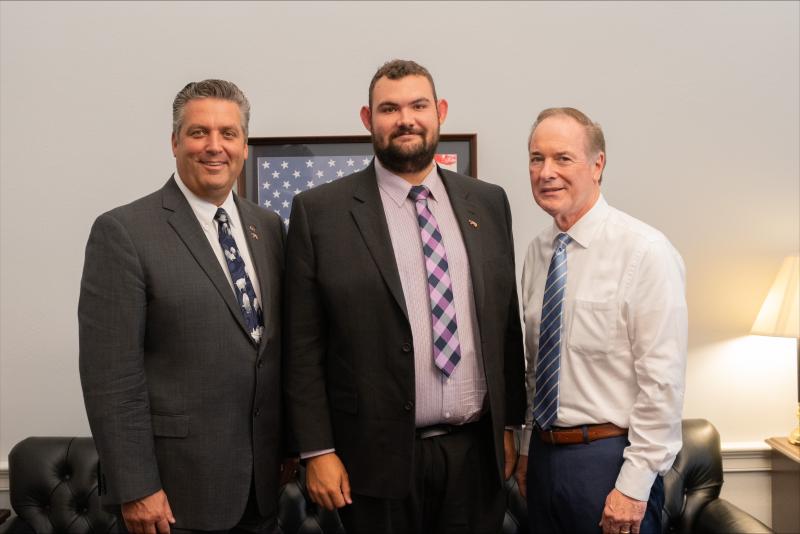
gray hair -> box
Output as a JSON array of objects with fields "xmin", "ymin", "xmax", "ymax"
[{"xmin": 172, "ymin": 79, "xmax": 250, "ymax": 137}]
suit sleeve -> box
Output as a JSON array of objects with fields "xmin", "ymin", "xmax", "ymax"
[
  {"xmin": 78, "ymin": 212, "xmax": 162, "ymax": 504},
  {"xmin": 500, "ymin": 190, "xmax": 527, "ymax": 426},
  {"xmin": 283, "ymin": 195, "xmax": 336, "ymax": 452}
]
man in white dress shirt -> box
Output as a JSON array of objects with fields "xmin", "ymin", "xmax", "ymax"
[{"xmin": 513, "ymin": 107, "xmax": 687, "ymax": 534}]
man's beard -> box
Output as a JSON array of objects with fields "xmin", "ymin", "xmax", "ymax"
[{"xmin": 372, "ymin": 127, "xmax": 439, "ymax": 175}]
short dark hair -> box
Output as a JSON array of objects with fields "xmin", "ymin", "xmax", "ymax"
[
  {"xmin": 368, "ymin": 59, "xmax": 437, "ymax": 107},
  {"xmin": 172, "ymin": 79, "xmax": 250, "ymax": 137}
]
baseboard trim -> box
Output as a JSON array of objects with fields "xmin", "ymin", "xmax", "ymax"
[
  {"xmin": 721, "ymin": 443, "xmax": 772, "ymax": 473},
  {"xmin": 1, "ymin": 460, "xmax": 8, "ymax": 492}
]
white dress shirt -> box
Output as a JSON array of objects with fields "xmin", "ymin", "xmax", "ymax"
[
  {"xmin": 521, "ymin": 195, "xmax": 687, "ymax": 501},
  {"xmin": 174, "ymin": 171, "xmax": 262, "ymax": 304},
  {"xmin": 375, "ymin": 158, "xmax": 486, "ymax": 428}
]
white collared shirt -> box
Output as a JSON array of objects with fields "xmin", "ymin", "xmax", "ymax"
[
  {"xmin": 520, "ymin": 195, "xmax": 687, "ymax": 501},
  {"xmin": 174, "ymin": 171, "xmax": 262, "ymax": 304}
]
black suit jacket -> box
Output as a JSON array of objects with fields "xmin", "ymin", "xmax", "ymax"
[
  {"xmin": 284, "ymin": 163, "xmax": 525, "ymax": 498},
  {"xmin": 79, "ymin": 177, "xmax": 285, "ymax": 530}
]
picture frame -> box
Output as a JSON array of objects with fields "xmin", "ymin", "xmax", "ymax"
[{"xmin": 238, "ymin": 134, "xmax": 477, "ymax": 225}]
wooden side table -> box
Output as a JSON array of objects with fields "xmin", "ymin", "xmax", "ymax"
[{"xmin": 766, "ymin": 437, "xmax": 800, "ymax": 534}]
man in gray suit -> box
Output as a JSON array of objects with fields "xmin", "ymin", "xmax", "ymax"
[{"xmin": 79, "ymin": 80, "xmax": 285, "ymax": 533}]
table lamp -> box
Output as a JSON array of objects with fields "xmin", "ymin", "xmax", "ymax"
[{"xmin": 751, "ymin": 255, "xmax": 800, "ymax": 444}]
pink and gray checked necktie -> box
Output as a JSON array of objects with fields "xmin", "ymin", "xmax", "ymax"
[
  {"xmin": 409, "ymin": 185, "xmax": 461, "ymax": 377},
  {"xmin": 214, "ymin": 208, "xmax": 264, "ymax": 344},
  {"xmin": 533, "ymin": 233, "xmax": 571, "ymax": 429}
]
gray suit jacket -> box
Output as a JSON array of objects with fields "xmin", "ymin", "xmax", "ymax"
[
  {"xmin": 284, "ymin": 163, "xmax": 526, "ymax": 499},
  {"xmin": 79, "ymin": 177, "xmax": 284, "ymax": 530}
]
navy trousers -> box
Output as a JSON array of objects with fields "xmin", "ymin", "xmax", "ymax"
[{"xmin": 527, "ymin": 433, "xmax": 664, "ymax": 534}]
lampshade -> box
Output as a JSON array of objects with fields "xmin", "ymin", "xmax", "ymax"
[{"xmin": 751, "ymin": 255, "xmax": 800, "ymax": 338}]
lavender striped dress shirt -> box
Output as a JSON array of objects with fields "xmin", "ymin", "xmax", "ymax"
[{"xmin": 375, "ymin": 159, "xmax": 487, "ymax": 428}]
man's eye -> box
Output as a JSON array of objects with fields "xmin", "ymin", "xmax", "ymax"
[
  {"xmin": 223, "ymin": 130, "xmax": 237, "ymax": 139},
  {"xmin": 189, "ymin": 130, "xmax": 205, "ymax": 138}
]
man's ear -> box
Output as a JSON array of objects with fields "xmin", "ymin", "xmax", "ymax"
[
  {"xmin": 436, "ymin": 99, "xmax": 449, "ymax": 125},
  {"xmin": 593, "ymin": 151, "xmax": 606, "ymax": 183},
  {"xmin": 171, "ymin": 132, "xmax": 178, "ymax": 157},
  {"xmin": 360, "ymin": 106, "xmax": 373, "ymax": 133}
]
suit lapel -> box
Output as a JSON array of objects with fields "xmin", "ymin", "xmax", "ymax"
[
  {"xmin": 236, "ymin": 196, "xmax": 279, "ymax": 350},
  {"xmin": 161, "ymin": 177, "xmax": 252, "ymax": 340},
  {"xmin": 350, "ymin": 165, "xmax": 409, "ymax": 321},
  {"xmin": 440, "ymin": 169, "xmax": 486, "ymax": 321}
]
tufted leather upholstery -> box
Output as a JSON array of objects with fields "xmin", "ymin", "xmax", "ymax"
[
  {"xmin": 661, "ymin": 418, "xmax": 772, "ymax": 534},
  {"xmin": 1, "ymin": 420, "xmax": 771, "ymax": 533},
  {"xmin": 2, "ymin": 437, "xmax": 117, "ymax": 533}
]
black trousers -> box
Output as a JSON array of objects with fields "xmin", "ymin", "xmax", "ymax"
[
  {"xmin": 339, "ymin": 419, "xmax": 505, "ymax": 534},
  {"xmin": 526, "ymin": 433, "xmax": 664, "ymax": 534}
]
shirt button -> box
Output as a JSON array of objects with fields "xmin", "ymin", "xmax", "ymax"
[
  {"xmin": 404, "ymin": 401, "xmax": 414, "ymax": 411},
  {"xmin": 401, "ymin": 343, "xmax": 412, "ymax": 353},
  {"xmin": 254, "ymin": 408, "xmax": 260, "ymax": 417},
  {"xmin": 445, "ymin": 412, "xmax": 451, "ymax": 418}
]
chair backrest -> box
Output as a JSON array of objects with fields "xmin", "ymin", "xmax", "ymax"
[
  {"xmin": 7, "ymin": 436, "xmax": 118, "ymax": 533},
  {"xmin": 662, "ymin": 418, "xmax": 724, "ymax": 533}
]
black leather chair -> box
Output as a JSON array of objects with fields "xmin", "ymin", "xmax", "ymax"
[
  {"xmin": 0, "ymin": 419, "xmax": 771, "ymax": 534},
  {"xmin": 661, "ymin": 418, "xmax": 772, "ymax": 534}
]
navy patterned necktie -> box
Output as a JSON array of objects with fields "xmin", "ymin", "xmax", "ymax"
[
  {"xmin": 409, "ymin": 185, "xmax": 461, "ymax": 377},
  {"xmin": 533, "ymin": 233, "xmax": 572, "ymax": 429},
  {"xmin": 214, "ymin": 208, "xmax": 264, "ymax": 343}
]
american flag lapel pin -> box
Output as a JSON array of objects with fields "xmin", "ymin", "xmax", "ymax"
[
  {"xmin": 249, "ymin": 225, "xmax": 259, "ymax": 240},
  {"xmin": 468, "ymin": 219, "xmax": 479, "ymax": 229}
]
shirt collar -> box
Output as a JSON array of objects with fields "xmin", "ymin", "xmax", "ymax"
[
  {"xmin": 375, "ymin": 157, "xmax": 444, "ymax": 207},
  {"xmin": 174, "ymin": 168, "xmax": 238, "ymax": 230},
  {"xmin": 547, "ymin": 194, "xmax": 610, "ymax": 249}
]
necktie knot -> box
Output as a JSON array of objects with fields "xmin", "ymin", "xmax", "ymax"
[
  {"xmin": 214, "ymin": 208, "xmax": 229, "ymax": 224},
  {"xmin": 555, "ymin": 233, "xmax": 571, "ymax": 251},
  {"xmin": 409, "ymin": 185, "xmax": 431, "ymax": 202}
]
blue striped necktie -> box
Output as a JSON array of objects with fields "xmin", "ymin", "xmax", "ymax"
[{"xmin": 533, "ymin": 233, "xmax": 571, "ymax": 429}]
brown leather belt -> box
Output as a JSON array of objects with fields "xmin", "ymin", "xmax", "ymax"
[{"xmin": 536, "ymin": 423, "xmax": 627, "ymax": 445}]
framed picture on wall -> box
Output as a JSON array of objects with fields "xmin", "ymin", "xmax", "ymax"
[{"xmin": 238, "ymin": 134, "xmax": 477, "ymax": 226}]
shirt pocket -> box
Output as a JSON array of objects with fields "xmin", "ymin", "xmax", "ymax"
[{"xmin": 568, "ymin": 300, "xmax": 617, "ymax": 358}]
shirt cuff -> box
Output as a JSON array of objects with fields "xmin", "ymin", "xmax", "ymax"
[
  {"xmin": 615, "ymin": 459, "xmax": 658, "ymax": 501},
  {"xmin": 300, "ymin": 448, "xmax": 335, "ymax": 460},
  {"xmin": 519, "ymin": 427, "xmax": 532, "ymax": 456}
]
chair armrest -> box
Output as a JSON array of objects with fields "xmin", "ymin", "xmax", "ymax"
[{"xmin": 695, "ymin": 499, "xmax": 772, "ymax": 534}]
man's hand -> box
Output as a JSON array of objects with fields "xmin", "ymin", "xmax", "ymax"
[
  {"xmin": 514, "ymin": 453, "xmax": 528, "ymax": 498},
  {"xmin": 599, "ymin": 488, "xmax": 647, "ymax": 534},
  {"xmin": 121, "ymin": 489, "xmax": 175, "ymax": 534},
  {"xmin": 503, "ymin": 429, "xmax": 517, "ymax": 480},
  {"xmin": 279, "ymin": 456, "xmax": 300, "ymax": 486},
  {"xmin": 305, "ymin": 452, "xmax": 352, "ymax": 511}
]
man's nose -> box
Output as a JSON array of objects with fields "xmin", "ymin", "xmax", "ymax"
[
  {"xmin": 397, "ymin": 108, "xmax": 415, "ymax": 129},
  {"xmin": 539, "ymin": 158, "xmax": 556, "ymax": 179},
  {"xmin": 206, "ymin": 132, "xmax": 223, "ymax": 152}
]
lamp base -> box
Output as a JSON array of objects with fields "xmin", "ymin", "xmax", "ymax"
[{"xmin": 791, "ymin": 403, "xmax": 800, "ymax": 445}]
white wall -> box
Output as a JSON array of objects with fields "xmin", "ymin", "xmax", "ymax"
[{"xmin": 1, "ymin": 0, "xmax": 798, "ymax": 521}]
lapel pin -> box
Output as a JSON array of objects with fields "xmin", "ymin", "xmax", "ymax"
[
  {"xmin": 468, "ymin": 219, "xmax": 479, "ymax": 229},
  {"xmin": 249, "ymin": 225, "xmax": 259, "ymax": 240}
]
